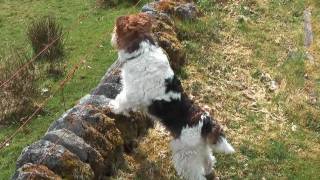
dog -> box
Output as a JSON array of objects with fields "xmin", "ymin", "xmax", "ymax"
[{"xmin": 109, "ymin": 13, "xmax": 235, "ymax": 180}]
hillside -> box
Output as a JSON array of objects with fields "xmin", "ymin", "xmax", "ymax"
[{"xmin": 1, "ymin": 0, "xmax": 320, "ymax": 179}]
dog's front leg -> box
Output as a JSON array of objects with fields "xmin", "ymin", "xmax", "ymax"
[{"xmin": 109, "ymin": 91, "xmax": 130, "ymax": 116}]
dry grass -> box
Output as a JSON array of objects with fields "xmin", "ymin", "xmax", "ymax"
[
  {"xmin": 115, "ymin": 0, "xmax": 320, "ymax": 179},
  {"xmin": 0, "ymin": 51, "xmax": 39, "ymax": 125}
]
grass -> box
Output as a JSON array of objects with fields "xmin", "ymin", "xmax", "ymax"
[
  {"xmin": 175, "ymin": 0, "xmax": 320, "ymax": 179},
  {"xmin": 1, "ymin": 0, "xmax": 320, "ymax": 179},
  {"xmin": 0, "ymin": 0, "xmax": 141, "ymax": 178}
]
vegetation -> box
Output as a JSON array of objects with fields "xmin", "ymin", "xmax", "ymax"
[
  {"xmin": 27, "ymin": 16, "xmax": 64, "ymax": 61},
  {"xmin": 176, "ymin": 0, "xmax": 320, "ymax": 178},
  {"xmin": 0, "ymin": 0, "xmax": 138, "ymax": 178},
  {"xmin": 96, "ymin": 0, "xmax": 141, "ymax": 8},
  {"xmin": 0, "ymin": 50, "xmax": 39, "ymax": 125},
  {"xmin": 0, "ymin": 0, "xmax": 319, "ymax": 179}
]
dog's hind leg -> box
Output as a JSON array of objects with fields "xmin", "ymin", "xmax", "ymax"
[
  {"xmin": 204, "ymin": 152, "xmax": 216, "ymax": 176},
  {"xmin": 171, "ymin": 142, "xmax": 207, "ymax": 180}
]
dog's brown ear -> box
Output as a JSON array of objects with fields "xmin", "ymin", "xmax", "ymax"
[
  {"xmin": 116, "ymin": 16, "xmax": 129, "ymax": 33},
  {"xmin": 114, "ymin": 13, "xmax": 154, "ymax": 51}
]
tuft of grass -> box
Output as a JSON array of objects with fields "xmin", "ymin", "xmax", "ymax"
[
  {"xmin": 27, "ymin": 16, "xmax": 64, "ymax": 61},
  {"xmin": 266, "ymin": 140, "xmax": 290, "ymax": 164},
  {"xmin": 280, "ymin": 50, "xmax": 306, "ymax": 90}
]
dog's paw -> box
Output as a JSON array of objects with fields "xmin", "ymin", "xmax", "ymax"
[
  {"xmin": 211, "ymin": 155, "xmax": 217, "ymax": 167},
  {"xmin": 205, "ymin": 172, "xmax": 219, "ymax": 180},
  {"xmin": 109, "ymin": 100, "xmax": 131, "ymax": 117},
  {"xmin": 109, "ymin": 100, "xmax": 121, "ymax": 114}
]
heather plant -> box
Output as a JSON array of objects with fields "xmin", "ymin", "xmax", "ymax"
[{"xmin": 0, "ymin": 51, "xmax": 39, "ymax": 125}]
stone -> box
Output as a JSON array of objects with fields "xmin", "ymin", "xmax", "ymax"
[
  {"xmin": 304, "ymin": 9, "xmax": 313, "ymax": 48},
  {"xmin": 46, "ymin": 104, "xmax": 125, "ymax": 176},
  {"xmin": 92, "ymin": 83, "xmax": 122, "ymax": 99},
  {"xmin": 142, "ymin": 2, "xmax": 158, "ymax": 14},
  {"xmin": 143, "ymin": 0, "xmax": 198, "ymax": 21},
  {"xmin": 150, "ymin": 12, "xmax": 186, "ymax": 71},
  {"xmin": 105, "ymin": 111, "xmax": 154, "ymax": 153},
  {"xmin": 16, "ymin": 140, "xmax": 94, "ymax": 179},
  {"xmin": 96, "ymin": 0, "xmax": 140, "ymax": 8},
  {"xmin": 268, "ymin": 80, "xmax": 278, "ymax": 91},
  {"xmin": 12, "ymin": 163, "xmax": 61, "ymax": 180},
  {"xmin": 43, "ymin": 129, "xmax": 105, "ymax": 178},
  {"xmin": 174, "ymin": 3, "xmax": 198, "ymax": 20}
]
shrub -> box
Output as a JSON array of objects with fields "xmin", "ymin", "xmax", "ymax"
[
  {"xmin": 0, "ymin": 51, "xmax": 39, "ymax": 125},
  {"xmin": 27, "ymin": 16, "xmax": 64, "ymax": 61}
]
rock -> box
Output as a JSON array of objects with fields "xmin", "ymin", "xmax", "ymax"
[
  {"xmin": 141, "ymin": 1, "xmax": 196, "ymax": 70},
  {"xmin": 43, "ymin": 129, "xmax": 105, "ymax": 178},
  {"xmin": 46, "ymin": 104, "xmax": 125, "ymax": 176},
  {"xmin": 237, "ymin": 15, "xmax": 250, "ymax": 23},
  {"xmin": 12, "ymin": 163, "xmax": 61, "ymax": 180},
  {"xmin": 304, "ymin": 9, "xmax": 313, "ymax": 48},
  {"xmin": 309, "ymin": 92, "xmax": 318, "ymax": 105},
  {"xmin": 269, "ymin": 80, "xmax": 278, "ymax": 91},
  {"xmin": 150, "ymin": 12, "xmax": 186, "ymax": 71},
  {"xmin": 306, "ymin": 51, "xmax": 314, "ymax": 62},
  {"xmin": 106, "ymin": 111, "xmax": 154, "ymax": 153},
  {"xmin": 16, "ymin": 140, "xmax": 94, "ymax": 179},
  {"xmin": 78, "ymin": 94, "xmax": 110, "ymax": 107},
  {"xmin": 96, "ymin": 0, "xmax": 140, "ymax": 8},
  {"xmin": 92, "ymin": 83, "xmax": 122, "ymax": 99},
  {"xmin": 143, "ymin": 0, "xmax": 198, "ymax": 21},
  {"xmin": 142, "ymin": 2, "xmax": 158, "ymax": 14},
  {"xmin": 174, "ymin": 3, "xmax": 198, "ymax": 20},
  {"xmin": 260, "ymin": 72, "xmax": 272, "ymax": 82},
  {"xmin": 91, "ymin": 62, "xmax": 122, "ymax": 98}
]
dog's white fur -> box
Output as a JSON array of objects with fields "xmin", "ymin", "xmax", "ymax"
[
  {"xmin": 110, "ymin": 34, "xmax": 235, "ymax": 180},
  {"xmin": 171, "ymin": 117, "xmax": 235, "ymax": 180},
  {"xmin": 109, "ymin": 39, "xmax": 180, "ymax": 115}
]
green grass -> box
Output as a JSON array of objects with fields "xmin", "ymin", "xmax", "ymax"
[
  {"xmin": 1, "ymin": 0, "xmax": 320, "ymax": 179},
  {"xmin": 178, "ymin": 0, "xmax": 320, "ymax": 179},
  {"xmin": 0, "ymin": 0, "xmax": 142, "ymax": 178}
]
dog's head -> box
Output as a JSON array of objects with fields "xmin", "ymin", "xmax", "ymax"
[
  {"xmin": 201, "ymin": 113, "xmax": 235, "ymax": 154},
  {"xmin": 111, "ymin": 13, "xmax": 154, "ymax": 53}
]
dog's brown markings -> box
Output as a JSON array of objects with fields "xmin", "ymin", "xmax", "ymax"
[
  {"xmin": 115, "ymin": 13, "xmax": 154, "ymax": 53},
  {"xmin": 207, "ymin": 124, "xmax": 223, "ymax": 144}
]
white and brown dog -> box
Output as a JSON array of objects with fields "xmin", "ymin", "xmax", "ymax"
[{"xmin": 109, "ymin": 13, "xmax": 235, "ymax": 180}]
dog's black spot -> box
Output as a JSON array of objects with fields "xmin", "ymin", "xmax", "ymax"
[
  {"xmin": 165, "ymin": 75, "xmax": 183, "ymax": 93},
  {"xmin": 201, "ymin": 115, "xmax": 214, "ymax": 138},
  {"xmin": 148, "ymin": 92, "xmax": 201, "ymax": 137}
]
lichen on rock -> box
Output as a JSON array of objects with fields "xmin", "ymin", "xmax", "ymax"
[
  {"xmin": 13, "ymin": 163, "xmax": 62, "ymax": 180},
  {"xmin": 16, "ymin": 140, "xmax": 94, "ymax": 179},
  {"xmin": 148, "ymin": 12, "xmax": 186, "ymax": 71}
]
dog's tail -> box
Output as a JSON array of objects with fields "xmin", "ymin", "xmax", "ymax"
[
  {"xmin": 201, "ymin": 114, "xmax": 235, "ymax": 154},
  {"xmin": 211, "ymin": 136, "xmax": 235, "ymax": 154}
]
